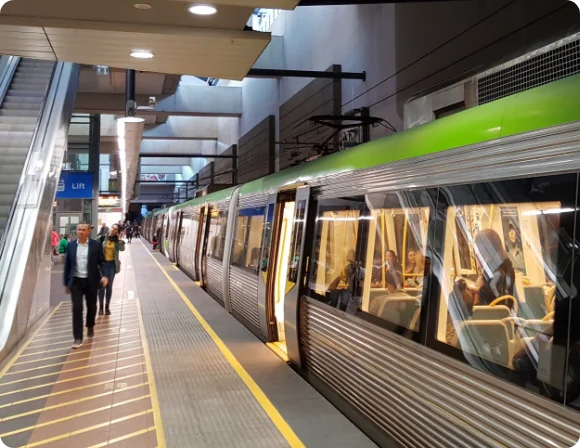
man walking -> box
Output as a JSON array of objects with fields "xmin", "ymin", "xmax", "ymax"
[{"xmin": 64, "ymin": 222, "xmax": 109, "ymax": 349}]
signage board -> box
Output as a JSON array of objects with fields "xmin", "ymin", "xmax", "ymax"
[{"xmin": 56, "ymin": 172, "xmax": 93, "ymax": 199}]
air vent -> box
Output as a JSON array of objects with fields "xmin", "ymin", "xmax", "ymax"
[{"xmin": 477, "ymin": 38, "xmax": 580, "ymax": 105}]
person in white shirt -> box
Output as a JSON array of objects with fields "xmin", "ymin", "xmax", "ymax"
[{"xmin": 63, "ymin": 223, "xmax": 109, "ymax": 349}]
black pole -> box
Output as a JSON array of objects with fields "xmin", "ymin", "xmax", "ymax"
[
  {"xmin": 125, "ymin": 69, "xmax": 136, "ymax": 116},
  {"xmin": 247, "ymin": 68, "xmax": 366, "ymax": 81}
]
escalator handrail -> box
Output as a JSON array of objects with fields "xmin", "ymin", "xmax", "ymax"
[
  {"xmin": 0, "ymin": 56, "xmax": 19, "ymax": 108},
  {"xmin": 0, "ymin": 61, "xmax": 58, "ymax": 264}
]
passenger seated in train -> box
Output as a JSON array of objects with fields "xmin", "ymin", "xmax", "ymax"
[
  {"xmin": 472, "ymin": 229, "xmax": 516, "ymax": 309},
  {"xmin": 385, "ymin": 250, "xmax": 403, "ymax": 292},
  {"xmin": 404, "ymin": 250, "xmax": 425, "ymax": 288},
  {"xmin": 512, "ymin": 296, "xmax": 580, "ymax": 406},
  {"xmin": 327, "ymin": 249, "xmax": 365, "ymax": 312},
  {"xmin": 505, "ymin": 222, "xmax": 526, "ymax": 273}
]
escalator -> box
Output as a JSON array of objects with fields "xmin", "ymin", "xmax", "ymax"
[{"xmin": 0, "ymin": 56, "xmax": 79, "ymax": 363}]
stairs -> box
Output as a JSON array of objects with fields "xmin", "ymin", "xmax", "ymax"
[{"xmin": 0, "ymin": 59, "xmax": 54, "ymax": 241}]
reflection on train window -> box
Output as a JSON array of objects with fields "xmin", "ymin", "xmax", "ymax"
[
  {"xmin": 206, "ymin": 209, "xmax": 228, "ymax": 261},
  {"xmin": 232, "ymin": 207, "xmax": 265, "ymax": 273},
  {"xmin": 435, "ymin": 176, "xmax": 579, "ymax": 406},
  {"xmin": 363, "ymin": 193, "xmax": 430, "ymax": 332},
  {"xmin": 308, "ymin": 198, "xmax": 367, "ymax": 314}
]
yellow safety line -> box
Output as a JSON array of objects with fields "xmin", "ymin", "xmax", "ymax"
[
  {"xmin": 15, "ymin": 339, "xmax": 142, "ymax": 361},
  {"xmin": 0, "ymin": 354, "xmax": 144, "ymax": 385},
  {"xmin": 140, "ymin": 240, "xmax": 305, "ymax": 448},
  {"xmin": 33, "ymin": 323, "xmax": 140, "ymax": 341},
  {"xmin": 0, "ymin": 362, "xmax": 145, "ymax": 398},
  {"xmin": 0, "ymin": 303, "xmax": 63, "ymax": 381},
  {"xmin": 2, "ymin": 384, "xmax": 150, "ymax": 423},
  {"xmin": 87, "ymin": 426, "xmax": 156, "ymax": 448},
  {"xmin": 8, "ymin": 346, "xmax": 144, "ymax": 373},
  {"xmin": 23, "ymin": 328, "xmax": 140, "ymax": 350},
  {"xmin": 0, "ymin": 372, "xmax": 146, "ymax": 411},
  {"xmin": 136, "ymin": 298, "xmax": 167, "ymax": 448},
  {"xmin": 0, "ymin": 393, "xmax": 151, "ymax": 435}
]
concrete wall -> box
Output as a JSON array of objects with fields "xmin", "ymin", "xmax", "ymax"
[{"xmin": 241, "ymin": 0, "xmax": 579, "ymax": 145}]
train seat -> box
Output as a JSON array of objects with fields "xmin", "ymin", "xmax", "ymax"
[
  {"xmin": 459, "ymin": 320, "xmax": 514, "ymax": 369},
  {"xmin": 377, "ymin": 296, "xmax": 421, "ymax": 330},
  {"xmin": 471, "ymin": 305, "xmax": 511, "ymax": 321}
]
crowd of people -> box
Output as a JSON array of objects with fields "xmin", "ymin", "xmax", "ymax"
[{"xmin": 56, "ymin": 219, "xmax": 141, "ymax": 349}]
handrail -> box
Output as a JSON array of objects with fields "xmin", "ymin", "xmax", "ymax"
[
  {"xmin": 0, "ymin": 56, "xmax": 19, "ymax": 107},
  {"xmin": 0, "ymin": 60, "xmax": 58, "ymax": 265}
]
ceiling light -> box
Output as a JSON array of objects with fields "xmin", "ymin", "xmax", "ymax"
[
  {"xmin": 130, "ymin": 50, "xmax": 154, "ymax": 59},
  {"xmin": 134, "ymin": 3, "xmax": 152, "ymax": 9},
  {"xmin": 117, "ymin": 116, "xmax": 146, "ymax": 123},
  {"xmin": 188, "ymin": 4, "xmax": 217, "ymax": 15}
]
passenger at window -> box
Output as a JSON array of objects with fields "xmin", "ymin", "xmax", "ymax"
[
  {"xmin": 385, "ymin": 250, "xmax": 403, "ymax": 292},
  {"xmin": 328, "ymin": 249, "xmax": 365, "ymax": 312},
  {"xmin": 371, "ymin": 251, "xmax": 384, "ymax": 287},
  {"xmin": 404, "ymin": 250, "xmax": 425, "ymax": 288},
  {"xmin": 506, "ymin": 224, "xmax": 526, "ymax": 272},
  {"xmin": 472, "ymin": 229, "xmax": 516, "ymax": 309}
]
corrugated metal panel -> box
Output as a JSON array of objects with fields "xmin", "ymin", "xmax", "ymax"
[
  {"xmin": 229, "ymin": 265, "xmax": 260, "ymax": 330},
  {"xmin": 211, "ymin": 198, "xmax": 230, "ymax": 211},
  {"xmin": 301, "ymin": 298, "xmax": 580, "ymax": 448},
  {"xmin": 310, "ymin": 122, "xmax": 580, "ymax": 199},
  {"xmin": 206, "ymin": 256, "xmax": 224, "ymax": 306},
  {"xmin": 238, "ymin": 192, "xmax": 268, "ymax": 209}
]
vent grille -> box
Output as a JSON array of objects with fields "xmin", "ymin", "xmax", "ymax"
[{"xmin": 478, "ymin": 39, "xmax": 580, "ymax": 105}]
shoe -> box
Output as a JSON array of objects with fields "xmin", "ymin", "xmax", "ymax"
[
  {"xmin": 87, "ymin": 327, "xmax": 94, "ymax": 339},
  {"xmin": 72, "ymin": 339, "xmax": 83, "ymax": 349},
  {"xmin": 105, "ymin": 307, "xmax": 111, "ymax": 316},
  {"xmin": 98, "ymin": 308, "xmax": 104, "ymax": 316}
]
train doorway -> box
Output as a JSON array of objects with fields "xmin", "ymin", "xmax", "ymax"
[{"xmin": 271, "ymin": 200, "xmax": 295, "ymax": 354}]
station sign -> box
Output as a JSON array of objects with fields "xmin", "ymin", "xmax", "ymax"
[{"xmin": 56, "ymin": 172, "xmax": 93, "ymax": 199}]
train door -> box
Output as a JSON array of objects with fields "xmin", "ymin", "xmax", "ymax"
[
  {"xmin": 174, "ymin": 210, "xmax": 184, "ymax": 265},
  {"xmin": 263, "ymin": 186, "xmax": 312, "ymax": 366},
  {"xmin": 196, "ymin": 205, "xmax": 211, "ymax": 286},
  {"xmin": 160, "ymin": 215, "xmax": 168, "ymax": 256}
]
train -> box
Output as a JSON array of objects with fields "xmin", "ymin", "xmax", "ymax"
[{"xmin": 143, "ymin": 73, "xmax": 580, "ymax": 447}]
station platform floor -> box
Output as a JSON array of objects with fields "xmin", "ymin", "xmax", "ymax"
[{"xmin": 0, "ymin": 240, "xmax": 377, "ymax": 448}]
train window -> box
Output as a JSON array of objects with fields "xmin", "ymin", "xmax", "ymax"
[
  {"xmin": 206, "ymin": 209, "xmax": 228, "ymax": 262},
  {"xmin": 308, "ymin": 197, "xmax": 367, "ymax": 314},
  {"xmin": 362, "ymin": 191, "xmax": 432, "ymax": 333},
  {"xmin": 432, "ymin": 175, "xmax": 579, "ymax": 405},
  {"xmin": 232, "ymin": 207, "xmax": 265, "ymax": 274}
]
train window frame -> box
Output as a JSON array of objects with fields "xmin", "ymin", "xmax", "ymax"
[
  {"xmin": 206, "ymin": 208, "xmax": 228, "ymax": 262},
  {"xmin": 231, "ymin": 206, "xmax": 266, "ymax": 275},
  {"xmin": 425, "ymin": 174, "xmax": 579, "ymax": 406}
]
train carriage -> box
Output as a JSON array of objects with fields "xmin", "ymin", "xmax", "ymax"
[{"xmin": 142, "ymin": 74, "xmax": 580, "ymax": 448}]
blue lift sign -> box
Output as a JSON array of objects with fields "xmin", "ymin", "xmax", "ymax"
[{"xmin": 56, "ymin": 172, "xmax": 93, "ymax": 199}]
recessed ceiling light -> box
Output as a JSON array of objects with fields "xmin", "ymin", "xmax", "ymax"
[
  {"xmin": 118, "ymin": 117, "xmax": 146, "ymax": 123},
  {"xmin": 130, "ymin": 50, "xmax": 154, "ymax": 59},
  {"xmin": 134, "ymin": 3, "xmax": 152, "ymax": 9},
  {"xmin": 188, "ymin": 4, "xmax": 217, "ymax": 15}
]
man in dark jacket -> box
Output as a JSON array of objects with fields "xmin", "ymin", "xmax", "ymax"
[{"xmin": 64, "ymin": 222, "xmax": 109, "ymax": 348}]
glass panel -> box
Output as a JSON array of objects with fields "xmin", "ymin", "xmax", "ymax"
[
  {"xmin": 433, "ymin": 175, "xmax": 577, "ymax": 405},
  {"xmin": 362, "ymin": 191, "xmax": 431, "ymax": 332},
  {"xmin": 231, "ymin": 207, "xmax": 265, "ymax": 274},
  {"xmin": 206, "ymin": 209, "xmax": 228, "ymax": 262},
  {"xmin": 260, "ymin": 203, "xmax": 275, "ymax": 275},
  {"xmin": 287, "ymin": 200, "xmax": 306, "ymax": 287},
  {"xmin": 308, "ymin": 197, "xmax": 367, "ymax": 315}
]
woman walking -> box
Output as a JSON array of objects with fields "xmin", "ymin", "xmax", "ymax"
[{"xmin": 98, "ymin": 223, "xmax": 125, "ymax": 315}]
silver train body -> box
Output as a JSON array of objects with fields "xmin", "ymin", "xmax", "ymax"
[{"xmin": 143, "ymin": 121, "xmax": 580, "ymax": 448}]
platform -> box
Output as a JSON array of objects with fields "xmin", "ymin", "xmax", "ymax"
[{"xmin": 0, "ymin": 240, "xmax": 376, "ymax": 448}]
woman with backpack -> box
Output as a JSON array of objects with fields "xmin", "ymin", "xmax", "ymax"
[{"xmin": 98, "ymin": 223, "xmax": 125, "ymax": 315}]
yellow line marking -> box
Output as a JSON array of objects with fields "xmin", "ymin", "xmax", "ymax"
[
  {"xmin": 0, "ymin": 384, "xmax": 150, "ymax": 428},
  {"xmin": 136, "ymin": 297, "xmax": 167, "ymax": 448},
  {"xmin": 0, "ymin": 362, "xmax": 145, "ymax": 398},
  {"xmin": 0, "ymin": 354, "xmax": 144, "ymax": 385},
  {"xmin": 0, "ymin": 303, "xmax": 63, "ymax": 381},
  {"xmin": 15, "ymin": 339, "xmax": 142, "ymax": 361},
  {"xmin": 24, "ymin": 328, "xmax": 140, "ymax": 350},
  {"xmin": 8, "ymin": 346, "xmax": 143, "ymax": 373},
  {"xmin": 20, "ymin": 409, "xmax": 154, "ymax": 448},
  {"xmin": 1, "ymin": 395, "xmax": 151, "ymax": 438},
  {"xmin": 140, "ymin": 240, "xmax": 305, "ymax": 448},
  {"xmin": 33, "ymin": 323, "xmax": 140, "ymax": 341},
  {"xmin": 87, "ymin": 426, "xmax": 156, "ymax": 448},
  {"xmin": 0, "ymin": 372, "xmax": 146, "ymax": 411}
]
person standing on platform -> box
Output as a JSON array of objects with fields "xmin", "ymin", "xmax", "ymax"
[
  {"xmin": 126, "ymin": 224, "xmax": 133, "ymax": 244},
  {"xmin": 98, "ymin": 223, "xmax": 109, "ymax": 238},
  {"xmin": 64, "ymin": 223, "xmax": 108, "ymax": 349},
  {"xmin": 98, "ymin": 223, "xmax": 125, "ymax": 315},
  {"xmin": 58, "ymin": 234, "xmax": 69, "ymax": 254},
  {"xmin": 51, "ymin": 228, "xmax": 59, "ymax": 265}
]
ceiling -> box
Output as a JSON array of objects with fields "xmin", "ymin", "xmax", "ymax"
[{"xmin": 0, "ymin": 0, "xmax": 296, "ymax": 79}]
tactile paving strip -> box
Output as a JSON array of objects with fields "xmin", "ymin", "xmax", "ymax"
[{"xmin": 129, "ymin": 244, "xmax": 289, "ymax": 448}]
